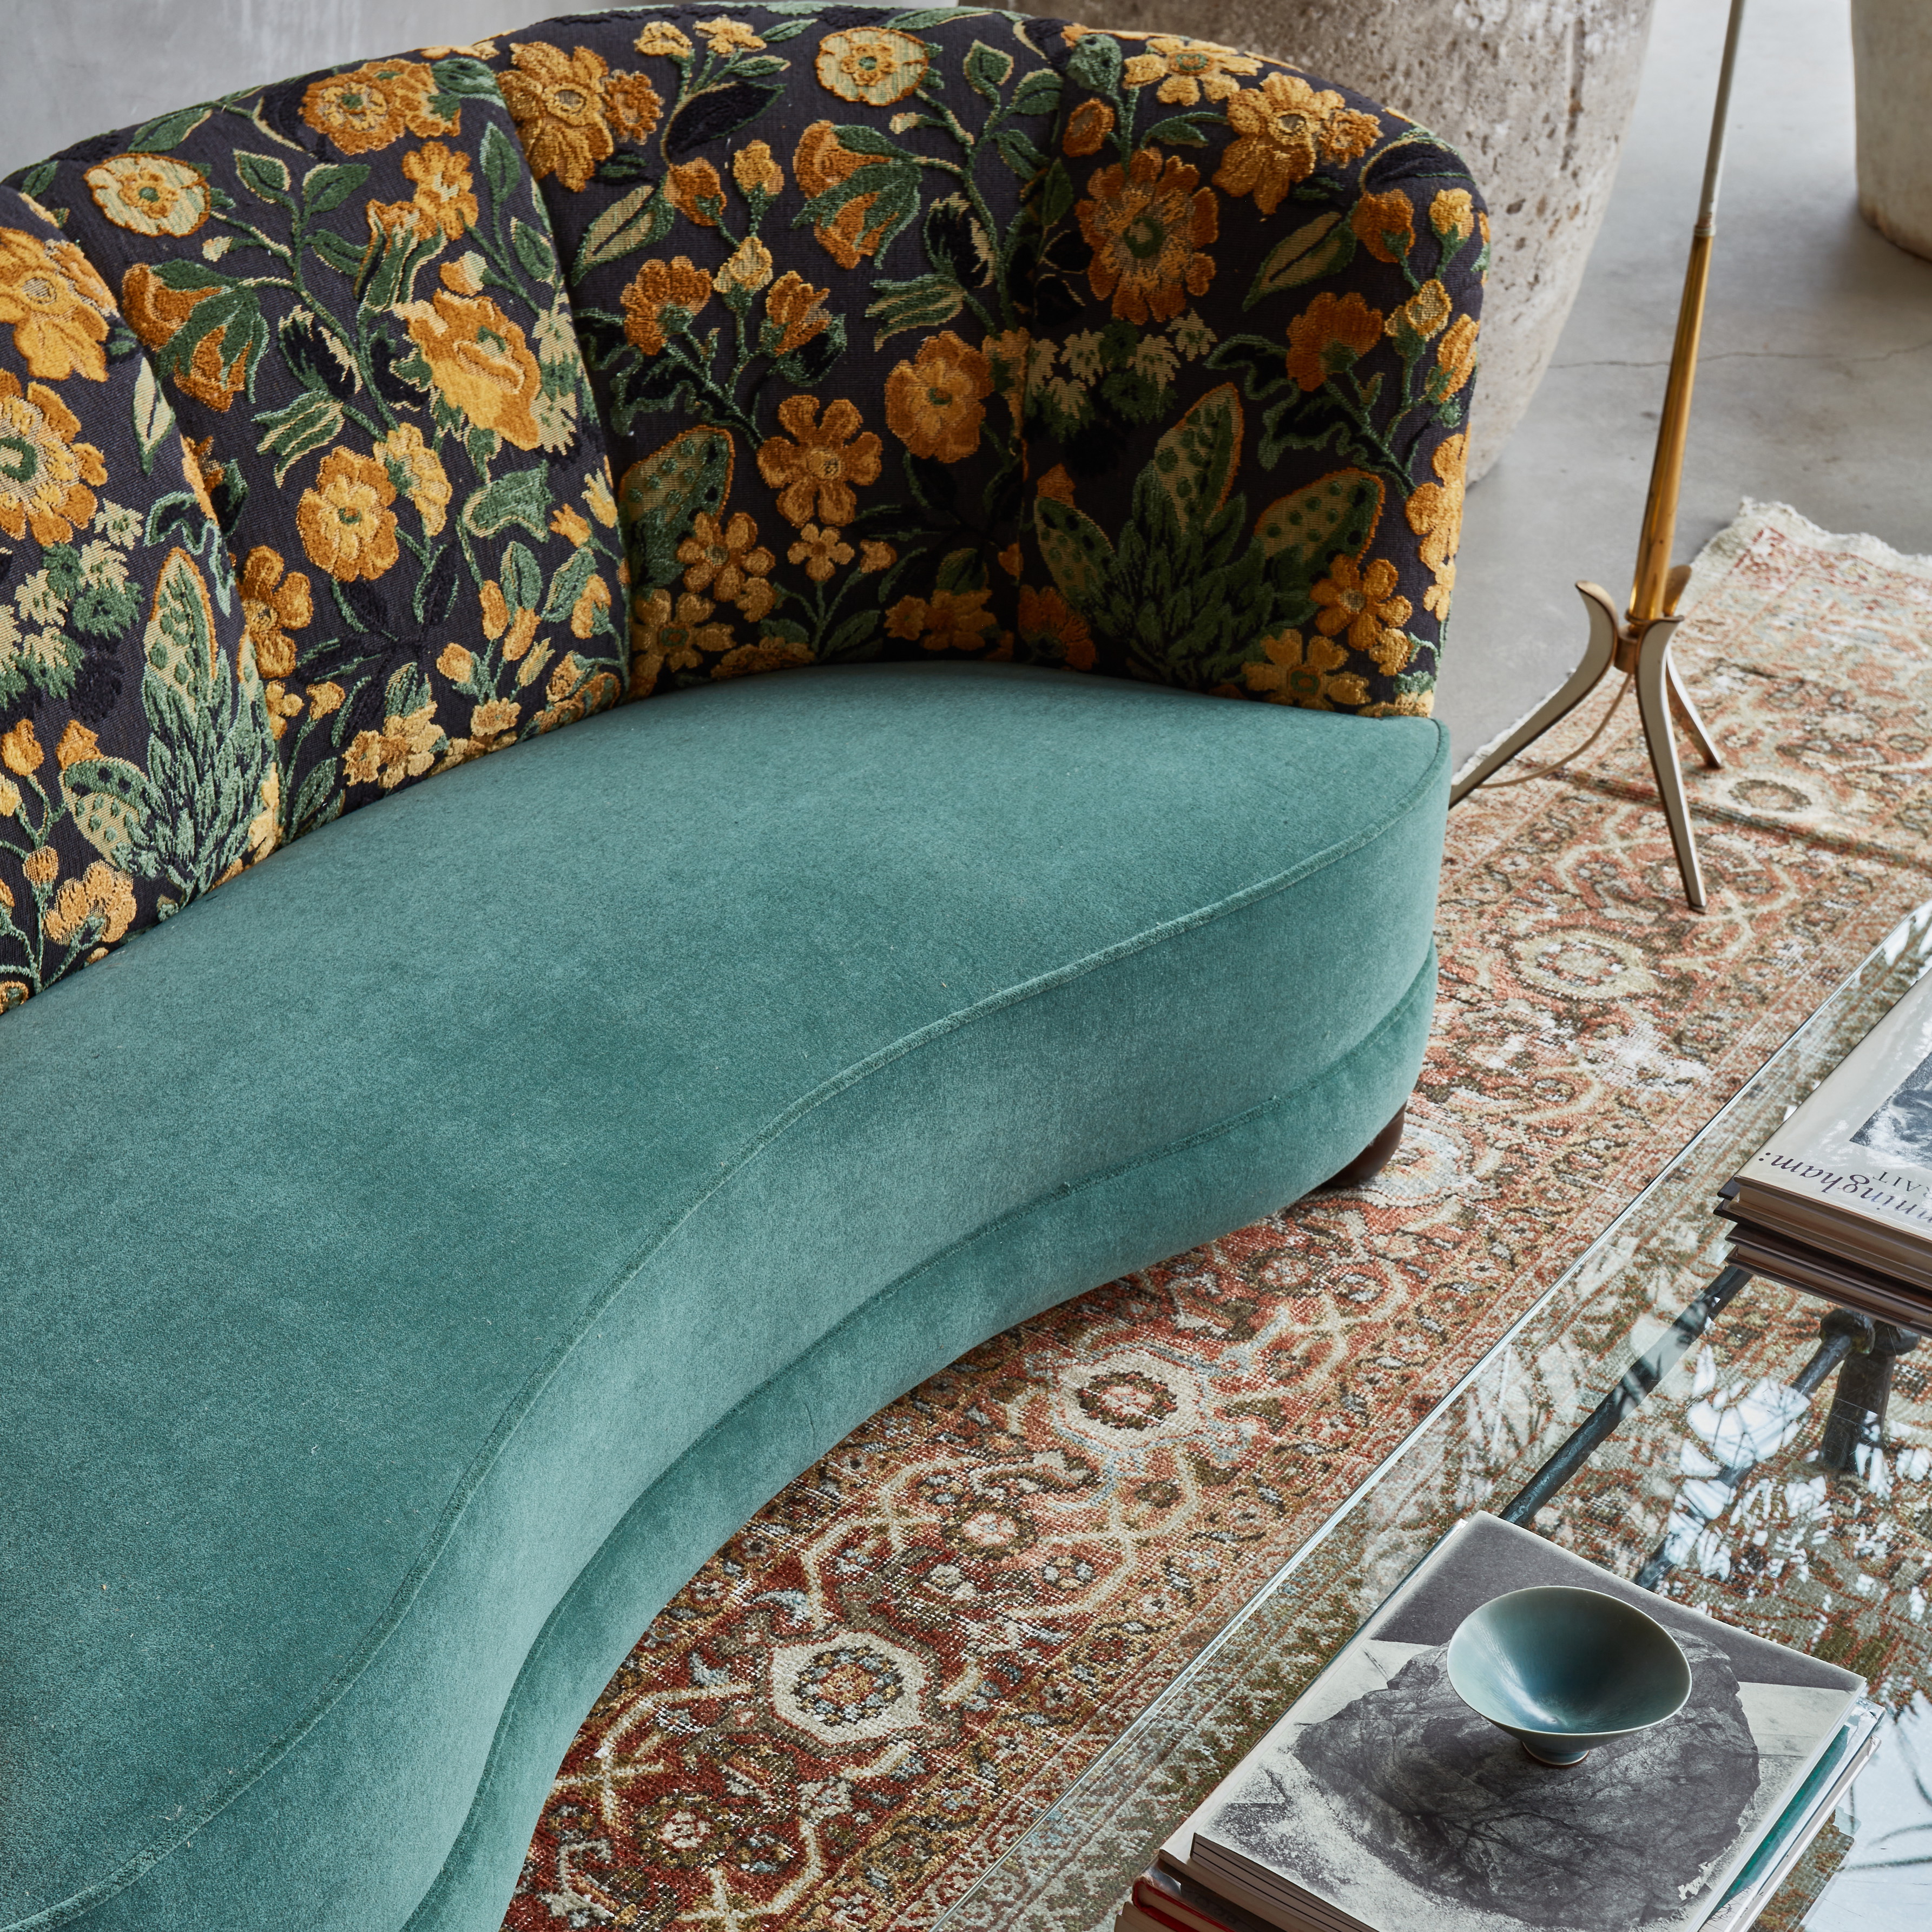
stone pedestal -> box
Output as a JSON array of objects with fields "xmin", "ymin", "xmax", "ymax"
[
  {"xmin": 1011, "ymin": 0, "xmax": 1658, "ymax": 482},
  {"xmin": 1852, "ymin": 0, "xmax": 1932, "ymax": 261}
]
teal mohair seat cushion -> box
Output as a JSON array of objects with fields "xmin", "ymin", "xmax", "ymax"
[{"xmin": 0, "ymin": 663, "xmax": 1445, "ymax": 1930}]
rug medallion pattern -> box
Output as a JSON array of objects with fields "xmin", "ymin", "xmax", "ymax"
[{"xmin": 505, "ymin": 503, "xmax": 1932, "ymax": 1931}]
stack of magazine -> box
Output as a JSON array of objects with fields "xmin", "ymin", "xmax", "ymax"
[
  {"xmin": 1719, "ymin": 963, "xmax": 1932, "ymax": 1327},
  {"xmin": 1118, "ymin": 1515, "xmax": 1881, "ymax": 1932}
]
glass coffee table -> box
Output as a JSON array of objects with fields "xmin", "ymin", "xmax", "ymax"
[{"xmin": 934, "ymin": 903, "xmax": 1932, "ymax": 1932}]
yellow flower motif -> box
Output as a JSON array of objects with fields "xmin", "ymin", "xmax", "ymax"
[
  {"xmin": 44, "ymin": 860, "xmax": 136, "ymax": 945},
  {"xmin": 620, "ymin": 256, "xmax": 713, "ymax": 355},
  {"xmin": 0, "ymin": 773, "xmax": 20, "ymax": 816},
  {"xmin": 885, "ymin": 330, "xmax": 992, "ymax": 464},
  {"xmin": 886, "ymin": 586, "xmax": 998, "ymax": 655},
  {"xmin": 732, "ymin": 140, "xmax": 783, "ymax": 197},
  {"xmin": 399, "ymin": 289, "xmax": 545, "ymax": 450},
  {"xmin": 678, "ymin": 510, "xmax": 776, "ymax": 613},
  {"xmin": 858, "ymin": 539, "xmax": 895, "ymax": 575},
  {"xmin": 635, "ymin": 21, "xmax": 694, "ymax": 58},
  {"xmin": 1431, "ymin": 188, "xmax": 1476, "ymax": 248},
  {"xmin": 1432, "ymin": 314, "xmax": 1480, "ymax": 400},
  {"xmin": 0, "ymin": 371, "xmax": 106, "ymax": 545},
  {"xmin": 375, "ymin": 423, "xmax": 451, "ymax": 535},
  {"xmin": 1243, "ymin": 629, "xmax": 1369, "ymax": 710},
  {"xmin": 84, "ymin": 153, "xmax": 212, "ymax": 235},
  {"xmin": 1406, "ymin": 432, "xmax": 1468, "ymax": 619},
  {"xmin": 815, "ymin": 28, "xmax": 927, "ymax": 105},
  {"xmin": 0, "ymin": 975, "xmax": 25, "ymax": 1012},
  {"xmin": 1077, "ymin": 147, "xmax": 1217, "ymax": 325},
  {"xmin": 1017, "ymin": 584, "xmax": 1096, "ymax": 671},
  {"xmin": 0, "ymin": 229, "xmax": 114, "ymax": 382},
  {"xmin": 437, "ymin": 642, "xmax": 474, "ymax": 681},
  {"xmin": 1311, "ymin": 554, "xmax": 1413, "ymax": 671},
  {"xmin": 301, "ymin": 60, "xmax": 456, "ymax": 155},
  {"xmin": 716, "ymin": 235, "xmax": 775, "ymax": 295},
  {"xmin": 1215, "ymin": 73, "xmax": 1379, "ymax": 216},
  {"xmin": 789, "ymin": 523, "xmax": 853, "ymax": 584},
  {"xmin": 296, "ymin": 447, "xmax": 399, "ymax": 583},
  {"xmin": 400, "ymin": 141, "xmax": 479, "ymax": 240},
  {"xmin": 756, "ymin": 394, "xmax": 882, "ymax": 527},
  {"xmin": 585, "ymin": 467, "xmax": 618, "ymax": 527},
  {"xmin": 23, "ymin": 845, "xmax": 59, "ymax": 886},
  {"xmin": 497, "ymin": 42, "xmax": 662, "ymax": 192},
  {"xmin": 308, "ymin": 681, "xmax": 346, "ymax": 718},
  {"xmin": 763, "ymin": 271, "xmax": 831, "ymax": 355},
  {"xmin": 713, "ymin": 637, "xmax": 813, "ymax": 681},
  {"xmin": 264, "ymin": 681, "xmax": 303, "ymax": 740},
  {"xmin": 345, "ymin": 701, "xmax": 443, "ymax": 789},
  {"xmin": 1386, "ymin": 278, "xmax": 1452, "ymax": 349},
  {"xmin": 551, "ymin": 503, "xmax": 592, "ymax": 547},
  {"xmin": 239, "ymin": 546, "xmax": 313, "ymax": 680},
  {"xmin": 1122, "ymin": 36, "xmax": 1260, "ymax": 105},
  {"xmin": 570, "ymin": 575, "xmax": 611, "ymax": 639},
  {"xmin": 629, "ymin": 588, "xmax": 734, "ymax": 696},
  {"xmin": 697, "ymin": 17, "xmax": 766, "ymax": 55},
  {"xmin": 1283, "ymin": 290, "xmax": 1384, "ymax": 393}
]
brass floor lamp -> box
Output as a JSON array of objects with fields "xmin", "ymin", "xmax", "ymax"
[{"xmin": 1452, "ymin": 0, "xmax": 1752, "ymax": 914}]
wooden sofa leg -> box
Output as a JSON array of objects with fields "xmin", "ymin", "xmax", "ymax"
[{"xmin": 1315, "ymin": 1104, "xmax": 1407, "ymax": 1192}]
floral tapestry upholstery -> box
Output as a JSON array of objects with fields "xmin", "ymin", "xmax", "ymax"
[
  {"xmin": 0, "ymin": 3, "xmax": 1484, "ymax": 1010},
  {"xmin": 0, "ymin": 185, "xmax": 274, "ymax": 1012},
  {"xmin": 482, "ymin": 5, "xmax": 1485, "ymax": 705}
]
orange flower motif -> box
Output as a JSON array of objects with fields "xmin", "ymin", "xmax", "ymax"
[
  {"xmin": 1215, "ymin": 72, "xmax": 1379, "ymax": 215},
  {"xmin": 885, "ymin": 586, "xmax": 998, "ymax": 655},
  {"xmin": 120, "ymin": 263, "xmax": 248, "ymax": 411},
  {"xmin": 814, "ymin": 27, "xmax": 927, "ymax": 105},
  {"xmin": 1063, "ymin": 99, "xmax": 1115, "ymax": 159},
  {"xmin": 1406, "ymin": 432, "xmax": 1468, "ymax": 619},
  {"xmin": 1432, "ymin": 313, "xmax": 1480, "ymax": 400},
  {"xmin": 401, "ymin": 142, "xmax": 479, "ymax": 239},
  {"xmin": 667, "ymin": 159, "xmax": 724, "ymax": 226},
  {"xmin": 1122, "ymin": 36, "xmax": 1260, "ymax": 106},
  {"xmin": 400, "ymin": 289, "xmax": 544, "ymax": 449},
  {"xmin": 1017, "ymin": 584, "xmax": 1096, "ymax": 671},
  {"xmin": 716, "ymin": 236, "xmax": 775, "ymax": 295},
  {"xmin": 1311, "ymin": 554, "xmax": 1413, "ymax": 671},
  {"xmin": 621, "ymin": 256, "xmax": 713, "ymax": 355},
  {"xmin": 679, "ymin": 510, "xmax": 776, "ymax": 610},
  {"xmin": 885, "ymin": 330, "xmax": 992, "ymax": 464},
  {"xmin": 345, "ymin": 701, "xmax": 444, "ymax": 788},
  {"xmin": 83, "ymin": 153, "xmax": 212, "ymax": 235},
  {"xmin": 497, "ymin": 42, "xmax": 662, "ymax": 191},
  {"xmin": 629, "ymin": 587, "xmax": 735, "ymax": 696},
  {"xmin": 0, "ymin": 371, "xmax": 105, "ymax": 544},
  {"xmin": 788, "ymin": 523, "xmax": 853, "ymax": 584},
  {"xmin": 731, "ymin": 140, "xmax": 784, "ymax": 197},
  {"xmin": 0, "ymin": 228, "xmax": 113, "ymax": 382},
  {"xmin": 1351, "ymin": 189, "xmax": 1415, "ymax": 263},
  {"xmin": 713, "ymin": 637, "xmax": 813, "ymax": 681},
  {"xmin": 1431, "ymin": 188, "xmax": 1476, "ymax": 248},
  {"xmin": 1, "ymin": 718, "xmax": 42, "ymax": 775},
  {"xmin": 296, "ymin": 447, "xmax": 400, "ymax": 582},
  {"xmin": 302, "ymin": 60, "xmax": 455, "ymax": 155},
  {"xmin": 239, "ymin": 546, "xmax": 313, "ymax": 678},
  {"xmin": 570, "ymin": 575, "xmax": 611, "ymax": 638},
  {"xmin": 1243, "ymin": 629, "xmax": 1369, "ymax": 710},
  {"xmin": 794, "ymin": 122, "xmax": 895, "ymax": 269},
  {"xmin": 1077, "ymin": 147, "xmax": 1217, "ymax": 325},
  {"xmin": 763, "ymin": 271, "xmax": 832, "ymax": 356},
  {"xmin": 437, "ymin": 642, "xmax": 475, "ymax": 682},
  {"xmin": 756, "ymin": 395, "xmax": 882, "ymax": 527},
  {"xmin": 1283, "ymin": 289, "xmax": 1384, "ymax": 392},
  {"xmin": 55, "ymin": 721, "xmax": 99, "ymax": 769},
  {"xmin": 23, "ymin": 846, "xmax": 58, "ymax": 887},
  {"xmin": 376, "ymin": 422, "xmax": 451, "ymax": 535},
  {"xmin": 858, "ymin": 539, "xmax": 895, "ymax": 574},
  {"xmin": 44, "ymin": 860, "xmax": 136, "ymax": 946}
]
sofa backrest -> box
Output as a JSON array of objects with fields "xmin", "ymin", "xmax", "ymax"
[{"xmin": 1, "ymin": 3, "xmax": 1485, "ymax": 1012}]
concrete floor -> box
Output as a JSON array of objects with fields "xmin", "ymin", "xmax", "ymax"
[
  {"xmin": 1, "ymin": 0, "xmax": 1924, "ymax": 776},
  {"xmin": 1440, "ymin": 0, "xmax": 1932, "ymax": 773}
]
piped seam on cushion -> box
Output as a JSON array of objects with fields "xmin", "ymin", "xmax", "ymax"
[
  {"xmin": 400, "ymin": 940, "xmax": 1440, "ymax": 1932},
  {"xmin": 14, "ymin": 721, "xmax": 1446, "ymax": 1928}
]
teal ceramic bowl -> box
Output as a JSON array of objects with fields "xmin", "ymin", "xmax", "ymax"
[{"xmin": 1446, "ymin": 1585, "xmax": 1692, "ymax": 1766}]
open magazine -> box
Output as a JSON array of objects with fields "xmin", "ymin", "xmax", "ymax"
[{"xmin": 1720, "ymin": 960, "xmax": 1932, "ymax": 1323}]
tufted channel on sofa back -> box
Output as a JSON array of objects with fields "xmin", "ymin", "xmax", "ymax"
[{"xmin": 0, "ymin": 2, "xmax": 1485, "ymax": 1012}]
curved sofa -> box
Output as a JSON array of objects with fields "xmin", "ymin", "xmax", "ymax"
[{"xmin": 0, "ymin": 7, "xmax": 1480, "ymax": 1927}]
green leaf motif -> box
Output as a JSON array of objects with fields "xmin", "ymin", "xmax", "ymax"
[
  {"xmin": 511, "ymin": 216, "xmax": 557, "ymax": 285},
  {"xmin": 543, "ymin": 544, "xmax": 598, "ymax": 623},
  {"xmin": 1247, "ymin": 213, "xmax": 1355, "ymax": 308},
  {"xmin": 1065, "ymin": 32, "xmax": 1123, "ymax": 96},
  {"xmin": 61, "ymin": 757, "xmax": 151, "ymax": 870},
  {"xmin": 127, "ymin": 102, "xmax": 213, "ymax": 151},
  {"xmin": 965, "ymin": 39, "xmax": 1015, "ymax": 97},
  {"xmin": 254, "ymin": 388, "xmax": 343, "ymax": 485},
  {"xmin": 308, "ymin": 227, "xmax": 366, "ymax": 278},
  {"xmin": 16, "ymin": 160, "xmax": 58, "ymax": 203},
  {"xmin": 1009, "ymin": 69, "xmax": 1063, "ymax": 119},
  {"xmin": 865, "ymin": 274, "xmax": 965, "ymax": 349},
  {"xmin": 130, "ymin": 358, "xmax": 176, "ymax": 476},
  {"xmin": 1034, "ymin": 496, "xmax": 1117, "ymax": 612},
  {"xmin": 1144, "ymin": 116, "xmax": 1211, "ymax": 147},
  {"xmin": 1150, "ymin": 384, "xmax": 1244, "ymax": 533},
  {"xmin": 501, "ymin": 541, "xmax": 544, "ymax": 612},
  {"xmin": 234, "ymin": 150, "xmax": 293, "ymax": 203},
  {"xmin": 303, "ymin": 162, "xmax": 370, "ymax": 216},
  {"xmin": 142, "ymin": 548, "xmax": 220, "ymax": 715},
  {"xmin": 619, "ymin": 426, "xmax": 734, "ymax": 587},
  {"xmin": 575, "ymin": 181, "xmax": 675, "ymax": 274},
  {"xmin": 481, "ymin": 122, "xmax": 523, "ymax": 207},
  {"xmin": 464, "ymin": 468, "xmax": 552, "ymax": 542},
  {"xmin": 431, "ymin": 56, "xmax": 503, "ymax": 97},
  {"xmin": 1254, "ymin": 469, "xmax": 1386, "ymax": 574}
]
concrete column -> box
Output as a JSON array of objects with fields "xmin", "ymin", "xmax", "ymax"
[
  {"xmin": 1852, "ymin": 0, "xmax": 1932, "ymax": 260},
  {"xmin": 1008, "ymin": 0, "xmax": 1659, "ymax": 482}
]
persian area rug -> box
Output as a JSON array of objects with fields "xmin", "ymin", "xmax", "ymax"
[{"xmin": 504, "ymin": 502, "xmax": 1932, "ymax": 1932}]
